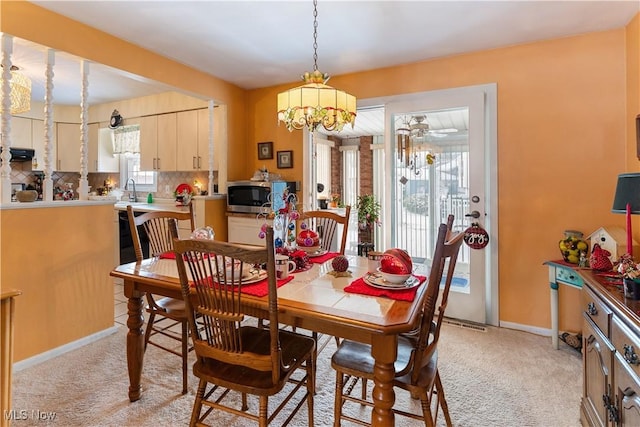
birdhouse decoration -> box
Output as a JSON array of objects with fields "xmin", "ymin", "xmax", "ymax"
[{"xmin": 587, "ymin": 226, "xmax": 640, "ymax": 262}]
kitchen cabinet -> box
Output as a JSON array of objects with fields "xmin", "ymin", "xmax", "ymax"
[
  {"xmin": 9, "ymin": 116, "xmax": 32, "ymax": 148},
  {"xmin": 228, "ymin": 215, "xmax": 265, "ymax": 246},
  {"xmin": 138, "ymin": 113, "xmax": 176, "ymax": 171},
  {"xmin": 176, "ymin": 109, "xmax": 219, "ymax": 171},
  {"xmin": 88, "ymin": 124, "xmax": 118, "ymax": 173},
  {"xmin": 56, "ymin": 122, "xmax": 80, "ymax": 172},
  {"xmin": 176, "ymin": 110, "xmax": 199, "ymax": 171},
  {"xmin": 580, "ymin": 270, "xmax": 640, "ymax": 427}
]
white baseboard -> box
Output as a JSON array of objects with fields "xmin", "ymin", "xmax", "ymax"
[
  {"xmin": 499, "ymin": 320, "xmax": 551, "ymax": 337},
  {"xmin": 13, "ymin": 325, "xmax": 120, "ymax": 372}
]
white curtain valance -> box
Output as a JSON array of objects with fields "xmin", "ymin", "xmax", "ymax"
[{"xmin": 112, "ymin": 125, "xmax": 140, "ymax": 154}]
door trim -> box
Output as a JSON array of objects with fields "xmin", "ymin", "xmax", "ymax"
[{"xmin": 359, "ymin": 83, "xmax": 498, "ymax": 326}]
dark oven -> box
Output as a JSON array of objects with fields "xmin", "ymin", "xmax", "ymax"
[{"xmin": 227, "ymin": 180, "xmax": 299, "ymax": 213}]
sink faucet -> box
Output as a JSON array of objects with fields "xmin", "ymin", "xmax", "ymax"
[{"xmin": 125, "ymin": 178, "xmax": 137, "ymax": 202}]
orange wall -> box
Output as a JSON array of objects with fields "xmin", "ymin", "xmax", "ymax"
[
  {"xmin": 627, "ymin": 14, "xmax": 640, "ymax": 171},
  {"xmin": 249, "ymin": 28, "xmax": 633, "ymax": 331}
]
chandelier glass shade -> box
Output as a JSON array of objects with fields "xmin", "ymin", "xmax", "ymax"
[
  {"xmin": 2, "ymin": 66, "xmax": 31, "ymax": 114},
  {"xmin": 277, "ymin": 70, "xmax": 356, "ymax": 132},
  {"xmin": 277, "ymin": 0, "xmax": 356, "ymax": 132}
]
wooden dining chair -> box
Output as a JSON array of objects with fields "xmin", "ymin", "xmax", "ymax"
[
  {"xmin": 170, "ymin": 222, "xmax": 315, "ymax": 427},
  {"xmin": 127, "ymin": 204, "xmax": 195, "ymax": 394},
  {"xmin": 299, "ymin": 205, "xmax": 352, "ymax": 255},
  {"xmin": 331, "ymin": 221, "xmax": 464, "ymax": 427}
]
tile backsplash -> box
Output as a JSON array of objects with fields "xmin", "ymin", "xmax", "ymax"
[{"xmin": 10, "ymin": 162, "xmax": 217, "ymax": 199}]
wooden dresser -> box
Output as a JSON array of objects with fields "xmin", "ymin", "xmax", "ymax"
[{"xmin": 579, "ymin": 270, "xmax": 640, "ymax": 426}]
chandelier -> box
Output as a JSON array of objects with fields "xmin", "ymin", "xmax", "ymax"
[
  {"xmin": 277, "ymin": 0, "xmax": 356, "ymax": 132},
  {"xmin": 1, "ymin": 65, "xmax": 31, "ymax": 114}
]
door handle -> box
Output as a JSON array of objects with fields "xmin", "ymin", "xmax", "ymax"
[{"xmin": 465, "ymin": 210, "xmax": 481, "ymax": 219}]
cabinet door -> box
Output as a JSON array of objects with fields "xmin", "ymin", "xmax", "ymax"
[
  {"xmin": 583, "ymin": 313, "xmax": 614, "ymax": 427},
  {"xmin": 88, "ymin": 125, "xmax": 119, "ymax": 173},
  {"xmin": 9, "ymin": 116, "xmax": 32, "ymax": 148},
  {"xmin": 176, "ymin": 110, "xmax": 198, "ymax": 170},
  {"xmin": 56, "ymin": 122, "xmax": 80, "ymax": 172},
  {"xmin": 157, "ymin": 113, "xmax": 176, "ymax": 171},
  {"xmin": 137, "ymin": 115, "xmax": 157, "ymax": 171},
  {"xmin": 228, "ymin": 216, "xmax": 265, "ymax": 246},
  {"xmin": 615, "ymin": 351, "xmax": 640, "ymax": 426}
]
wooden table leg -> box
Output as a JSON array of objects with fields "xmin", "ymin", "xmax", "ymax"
[
  {"xmin": 125, "ymin": 281, "xmax": 145, "ymax": 402},
  {"xmin": 370, "ymin": 334, "xmax": 397, "ymax": 427}
]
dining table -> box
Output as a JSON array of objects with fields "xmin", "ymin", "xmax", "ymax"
[{"xmin": 110, "ymin": 252, "xmax": 430, "ymax": 427}]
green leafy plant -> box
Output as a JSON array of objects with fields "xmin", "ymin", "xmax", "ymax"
[{"xmin": 356, "ymin": 194, "xmax": 381, "ymax": 230}]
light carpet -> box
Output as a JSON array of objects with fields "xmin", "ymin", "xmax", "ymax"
[{"xmin": 11, "ymin": 322, "xmax": 582, "ymax": 426}]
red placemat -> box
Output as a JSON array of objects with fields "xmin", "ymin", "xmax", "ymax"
[
  {"xmin": 344, "ymin": 275, "xmax": 427, "ymax": 302},
  {"xmin": 160, "ymin": 251, "xmax": 177, "ymax": 260},
  {"xmin": 238, "ymin": 276, "xmax": 294, "ymax": 297},
  {"xmin": 309, "ymin": 252, "xmax": 339, "ymax": 264},
  {"xmin": 190, "ymin": 275, "xmax": 293, "ymax": 297}
]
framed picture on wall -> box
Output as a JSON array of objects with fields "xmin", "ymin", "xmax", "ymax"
[
  {"xmin": 258, "ymin": 141, "xmax": 273, "ymax": 160},
  {"xmin": 277, "ymin": 150, "xmax": 293, "ymax": 168}
]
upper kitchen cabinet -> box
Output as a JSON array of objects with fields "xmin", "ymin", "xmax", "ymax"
[
  {"xmin": 56, "ymin": 122, "xmax": 80, "ymax": 172},
  {"xmin": 9, "ymin": 116, "xmax": 32, "ymax": 148},
  {"xmin": 136, "ymin": 113, "xmax": 177, "ymax": 172},
  {"xmin": 138, "ymin": 113, "xmax": 177, "ymax": 172},
  {"xmin": 88, "ymin": 124, "xmax": 119, "ymax": 173},
  {"xmin": 176, "ymin": 110, "xmax": 200, "ymax": 171},
  {"xmin": 176, "ymin": 108, "xmax": 223, "ymax": 171}
]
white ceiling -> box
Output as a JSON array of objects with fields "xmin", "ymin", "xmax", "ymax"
[{"xmin": 11, "ymin": 0, "xmax": 640, "ymax": 137}]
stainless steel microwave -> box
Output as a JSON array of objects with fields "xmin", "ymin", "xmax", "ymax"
[{"xmin": 227, "ymin": 180, "xmax": 299, "ymax": 213}]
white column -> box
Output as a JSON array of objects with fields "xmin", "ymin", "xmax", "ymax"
[
  {"xmin": 43, "ymin": 49, "xmax": 55, "ymax": 202},
  {"xmin": 78, "ymin": 60, "xmax": 89, "ymax": 200},
  {"xmin": 207, "ymin": 100, "xmax": 214, "ymax": 195},
  {"xmin": 0, "ymin": 35, "xmax": 13, "ymax": 204}
]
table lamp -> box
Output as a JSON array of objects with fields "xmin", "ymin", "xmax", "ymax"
[{"xmin": 612, "ymin": 173, "xmax": 640, "ymax": 257}]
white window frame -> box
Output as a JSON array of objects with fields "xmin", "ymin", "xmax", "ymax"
[
  {"xmin": 340, "ymin": 144, "xmax": 359, "ymax": 207},
  {"xmin": 119, "ymin": 153, "xmax": 157, "ymax": 193}
]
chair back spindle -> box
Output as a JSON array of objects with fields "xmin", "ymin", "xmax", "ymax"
[{"xmin": 300, "ymin": 206, "xmax": 351, "ymax": 254}]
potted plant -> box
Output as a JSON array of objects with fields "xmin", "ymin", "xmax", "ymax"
[
  {"xmin": 356, "ymin": 194, "xmax": 381, "ymax": 246},
  {"xmin": 328, "ymin": 193, "xmax": 341, "ymax": 209}
]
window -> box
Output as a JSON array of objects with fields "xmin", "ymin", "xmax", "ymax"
[
  {"xmin": 120, "ymin": 153, "xmax": 157, "ymax": 192},
  {"xmin": 341, "ymin": 145, "xmax": 359, "ymax": 207}
]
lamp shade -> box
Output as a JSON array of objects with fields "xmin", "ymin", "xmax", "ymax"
[{"xmin": 612, "ymin": 173, "xmax": 640, "ymax": 214}]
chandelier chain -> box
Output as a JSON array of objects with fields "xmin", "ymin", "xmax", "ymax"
[{"xmin": 312, "ymin": 0, "xmax": 318, "ymax": 71}]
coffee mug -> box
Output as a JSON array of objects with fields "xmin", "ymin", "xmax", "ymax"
[
  {"xmin": 367, "ymin": 251, "xmax": 383, "ymax": 274},
  {"xmin": 275, "ymin": 254, "xmax": 297, "ymax": 280}
]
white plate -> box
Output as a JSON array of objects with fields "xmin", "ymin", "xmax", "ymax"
[
  {"xmin": 214, "ymin": 269, "xmax": 267, "ymax": 285},
  {"xmin": 363, "ymin": 273, "xmax": 422, "ymax": 290},
  {"xmin": 306, "ymin": 248, "xmax": 329, "ymax": 258}
]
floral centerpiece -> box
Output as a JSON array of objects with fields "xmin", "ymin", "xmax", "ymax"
[
  {"xmin": 616, "ymin": 253, "xmax": 640, "ymax": 279},
  {"xmin": 616, "ymin": 253, "xmax": 640, "ymax": 300}
]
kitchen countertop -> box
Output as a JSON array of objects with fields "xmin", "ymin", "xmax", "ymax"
[{"xmin": 114, "ymin": 194, "xmax": 226, "ymax": 213}]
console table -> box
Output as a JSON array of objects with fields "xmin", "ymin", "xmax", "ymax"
[{"xmin": 544, "ymin": 260, "xmax": 584, "ymax": 349}]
